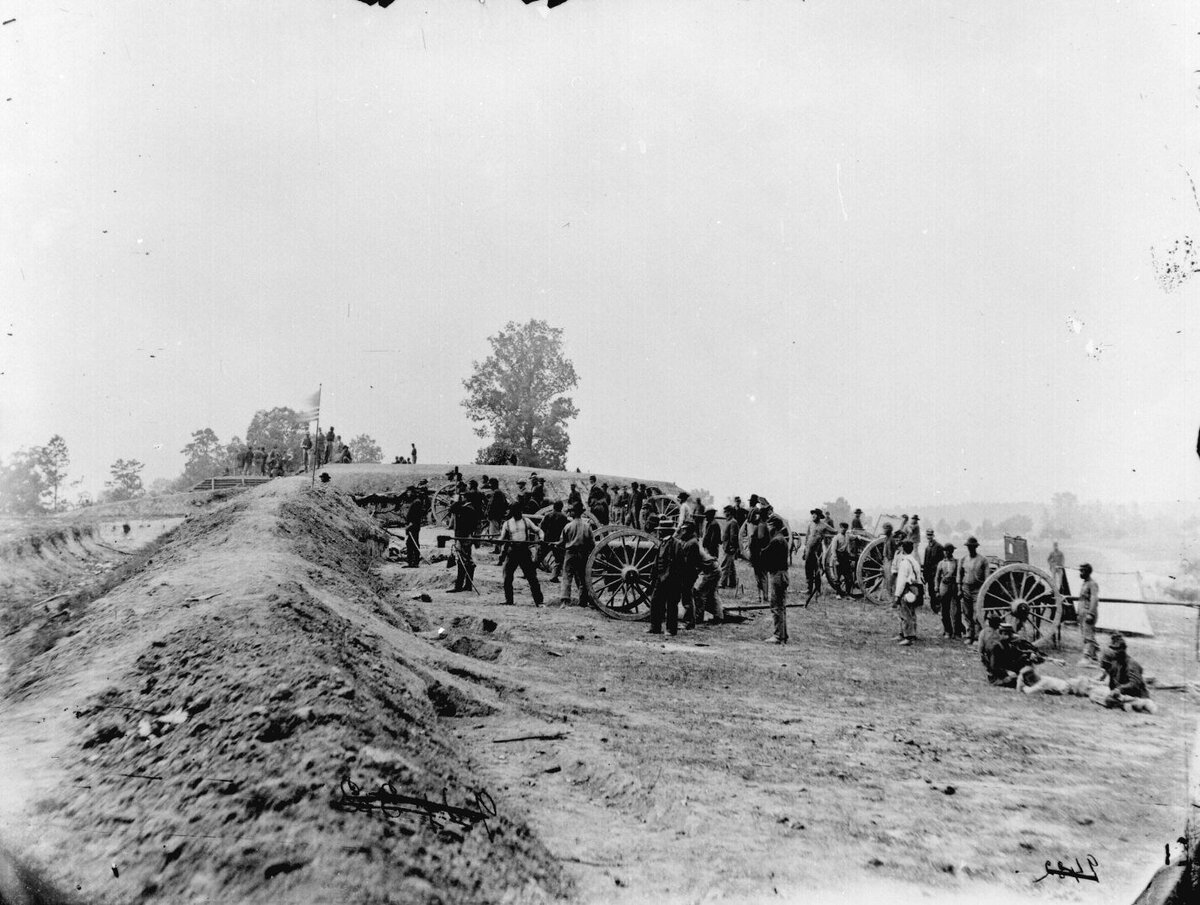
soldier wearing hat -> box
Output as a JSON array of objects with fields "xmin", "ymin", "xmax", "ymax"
[
  {"xmin": 719, "ymin": 505, "xmax": 740, "ymax": 588},
  {"xmin": 1096, "ymin": 633, "xmax": 1154, "ymax": 710},
  {"xmin": 802, "ymin": 509, "xmax": 833, "ymax": 602},
  {"xmin": 850, "ymin": 508, "xmax": 865, "ymax": 532},
  {"xmin": 558, "ymin": 501, "xmax": 594, "ymax": 605},
  {"xmin": 648, "ymin": 520, "xmax": 701, "ymax": 636},
  {"xmin": 1076, "ymin": 563, "xmax": 1100, "ymax": 663},
  {"xmin": 957, "ymin": 537, "xmax": 989, "ymax": 644},
  {"xmin": 402, "ymin": 484, "xmax": 426, "ymax": 568},
  {"xmin": 762, "ymin": 513, "xmax": 791, "ymax": 643},
  {"xmin": 983, "ymin": 621, "xmax": 1027, "ymax": 687}
]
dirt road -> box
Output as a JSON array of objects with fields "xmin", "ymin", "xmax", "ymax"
[{"xmin": 388, "ymin": 549, "xmax": 1194, "ymax": 905}]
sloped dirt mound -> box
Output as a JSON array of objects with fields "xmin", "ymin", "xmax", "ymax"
[{"xmin": 5, "ymin": 483, "xmax": 568, "ymax": 905}]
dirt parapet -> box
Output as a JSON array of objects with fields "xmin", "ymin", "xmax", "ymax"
[{"xmin": 3, "ymin": 482, "xmax": 568, "ymax": 905}]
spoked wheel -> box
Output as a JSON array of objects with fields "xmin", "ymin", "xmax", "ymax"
[
  {"xmin": 585, "ymin": 528, "xmax": 659, "ymax": 621},
  {"xmin": 822, "ymin": 531, "xmax": 873, "ymax": 595},
  {"xmin": 593, "ymin": 523, "xmax": 625, "ymax": 543},
  {"xmin": 977, "ymin": 564, "xmax": 1062, "ymax": 635},
  {"xmin": 428, "ymin": 482, "xmax": 457, "ymax": 527},
  {"xmin": 855, "ymin": 536, "xmax": 894, "ymax": 603},
  {"xmin": 644, "ymin": 494, "xmax": 680, "ymax": 526}
]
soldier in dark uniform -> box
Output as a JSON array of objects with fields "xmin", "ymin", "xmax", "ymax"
[
  {"xmin": 446, "ymin": 489, "xmax": 480, "ymax": 592},
  {"xmin": 720, "ymin": 505, "xmax": 740, "ymax": 588},
  {"xmin": 402, "ymin": 486, "xmax": 425, "ymax": 568},
  {"xmin": 647, "ymin": 522, "xmax": 701, "ymax": 636},
  {"xmin": 851, "ymin": 508, "xmax": 865, "ymax": 531},
  {"xmin": 538, "ymin": 500, "xmax": 568, "ymax": 581}
]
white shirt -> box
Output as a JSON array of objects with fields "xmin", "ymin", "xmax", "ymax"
[
  {"xmin": 677, "ymin": 501, "xmax": 695, "ymax": 527},
  {"xmin": 895, "ymin": 554, "xmax": 923, "ymax": 590}
]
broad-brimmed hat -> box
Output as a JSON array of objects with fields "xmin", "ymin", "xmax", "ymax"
[
  {"xmin": 853, "ymin": 508, "xmax": 863, "ymax": 514},
  {"xmin": 965, "ymin": 536, "xmax": 979, "ymax": 546},
  {"xmin": 705, "ymin": 508, "xmax": 717, "ymax": 517}
]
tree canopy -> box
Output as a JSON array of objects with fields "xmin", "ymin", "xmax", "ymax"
[
  {"xmin": 178, "ymin": 428, "xmax": 229, "ymax": 488},
  {"xmin": 461, "ymin": 320, "xmax": 579, "ymax": 470},
  {"xmin": 348, "ymin": 434, "xmax": 382, "ymax": 464},
  {"xmin": 104, "ymin": 459, "xmax": 145, "ymax": 502},
  {"xmin": 246, "ymin": 407, "xmax": 310, "ymax": 470}
]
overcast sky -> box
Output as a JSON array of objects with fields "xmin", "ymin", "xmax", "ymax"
[{"xmin": 2, "ymin": 0, "xmax": 1198, "ymax": 511}]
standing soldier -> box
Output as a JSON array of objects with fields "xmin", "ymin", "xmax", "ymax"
[
  {"xmin": 498, "ymin": 502, "xmax": 544, "ymax": 607},
  {"xmin": 1076, "ymin": 563, "xmax": 1100, "ymax": 664},
  {"xmin": 719, "ymin": 505, "xmax": 740, "ymax": 589},
  {"xmin": 732, "ymin": 497, "xmax": 749, "ymax": 528},
  {"xmin": 935, "ymin": 543, "xmax": 961, "ymax": 638},
  {"xmin": 832, "ymin": 522, "xmax": 855, "ymax": 598},
  {"xmin": 701, "ymin": 509, "xmax": 721, "ymax": 560},
  {"xmin": 410, "ymin": 443, "xmax": 418, "ymax": 465},
  {"xmin": 446, "ymin": 488, "xmax": 480, "ymax": 593},
  {"xmin": 301, "ymin": 431, "xmax": 313, "ymax": 473},
  {"xmin": 851, "ymin": 508, "xmax": 865, "ymax": 531},
  {"xmin": 324, "ymin": 427, "xmax": 335, "ymax": 464},
  {"xmin": 676, "ymin": 521, "xmax": 703, "ymax": 629},
  {"xmin": 539, "ymin": 500, "xmax": 569, "ymax": 582},
  {"xmin": 558, "ymin": 501, "xmax": 595, "ymax": 607},
  {"xmin": 762, "ymin": 513, "xmax": 791, "ymax": 644},
  {"xmin": 957, "ymin": 537, "xmax": 989, "ymax": 645},
  {"xmin": 486, "ymin": 479, "xmax": 508, "ymax": 552},
  {"xmin": 629, "ymin": 482, "xmax": 644, "ymax": 528},
  {"xmin": 567, "ymin": 483, "xmax": 582, "ymax": 510},
  {"xmin": 402, "ymin": 486, "xmax": 425, "ymax": 569},
  {"xmin": 921, "ymin": 528, "xmax": 944, "ymax": 606},
  {"xmin": 802, "ymin": 509, "xmax": 832, "ymax": 602}
]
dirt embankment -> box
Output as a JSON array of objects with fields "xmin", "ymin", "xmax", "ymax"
[
  {"xmin": 1, "ymin": 482, "xmax": 568, "ymax": 905},
  {"xmin": 313, "ymin": 463, "xmax": 684, "ymax": 505}
]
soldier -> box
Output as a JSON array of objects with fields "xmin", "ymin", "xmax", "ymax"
[
  {"xmin": 1095, "ymin": 634, "xmax": 1155, "ymax": 711},
  {"xmin": 921, "ymin": 528, "xmax": 944, "ymax": 604},
  {"xmin": 935, "ymin": 543, "xmax": 961, "ymax": 637},
  {"xmin": 676, "ymin": 521, "xmax": 703, "ymax": 629},
  {"xmin": 498, "ymin": 502, "xmax": 544, "ymax": 607},
  {"xmin": 850, "ymin": 508, "xmax": 865, "ymax": 531},
  {"xmin": 446, "ymin": 488, "xmax": 480, "ymax": 593},
  {"xmin": 587, "ymin": 475, "xmax": 606, "ymax": 510},
  {"xmin": 958, "ymin": 537, "xmax": 989, "ymax": 644},
  {"xmin": 701, "ymin": 508, "xmax": 721, "ymax": 559},
  {"xmin": 567, "ymin": 483, "xmax": 582, "ymax": 510},
  {"xmin": 762, "ymin": 513, "xmax": 791, "ymax": 644},
  {"xmin": 628, "ymin": 482, "xmax": 644, "ymax": 528},
  {"xmin": 515, "ymin": 480, "xmax": 532, "ymax": 513},
  {"xmin": 539, "ymin": 500, "xmax": 568, "ymax": 582},
  {"xmin": 732, "ymin": 497, "xmax": 749, "ymax": 527},
  {"xmin": 558, "ymin": 501, "xmax": 595, "ymax": 607},
  {"xmin": 802, "ymin": 509, "xmax": 833, "ymax": 601},
  {"xmin": 676, "ymin": 491, "xmax": 694, "ymax": 528},
  {"xmin": 410, "ymin": 443, "xmax": 418, "ymax": 465},
  {"xmin": 402, "ymin": 486, "xmax": 425, "ymax": 569},
  {"xmin": 832, "ymin": 522, "xmax": 855, "ymax": 598},
  {"xmin": 694, "ymin": 546, "xmax": 723, "ymax": 625},
  {"xmin": 648, "ymin": 521, "xmax": 701, "ymax": 636},
  {"xmin": 324, "ymin": 427, "xmax": 335, "ymax": 464},
  {"xmin": 1076, "ymin": 562, "xmax": 1100, "ymax": 664},
  {"xmin": 301, "ymin": 431, "xmax": 313, "ymax": 472},
  {"xmin": 486, "ymin": 479, "xmax": 508, "ymax": 550},
  {"xmin": 894, "ymin": 540, "xmax": 924, "ymax": 646},
  {"xmin": 719, "ymin": 505, "xmax": 740, "ymax": 588},
  {"xmin": 530, "ymin": 476, "xmax": 546, "ymax": 510}
]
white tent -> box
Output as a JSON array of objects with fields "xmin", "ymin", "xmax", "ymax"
[{"xmin": 1064, "ymin": 570, "xmax": 1155, "ymax": 637}]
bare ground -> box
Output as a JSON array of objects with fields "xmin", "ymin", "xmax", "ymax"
[{"xmin": 0, "ymin": 476, "xmax": 1193, "ymax": 905}]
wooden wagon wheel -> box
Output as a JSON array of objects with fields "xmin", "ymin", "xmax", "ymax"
[
  {"xmin": 976, "ymin": 563, "xmax": 1062, "ymax": 635},
  {"xmin": 855, "ymin": 536, "xmax": 895, "ymax": 603},
  {"xmin": 585, "ymin": 528, "xmax": 659, "ymax": 621},
  {"xmin": 822, "ymin": 531, "xmax": 872, "ymax": 594},
  {"xmin": 427, "ymin": 482, "xmax": 457, "ymax": 526},
  {"xmin": 644, "ymin": 494, "xmax": 680, "ymax": 525}
]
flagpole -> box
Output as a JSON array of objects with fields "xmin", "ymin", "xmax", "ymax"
[{"xmin": 310, "ymin": 383, "xmax": 321, "ymax": 489}]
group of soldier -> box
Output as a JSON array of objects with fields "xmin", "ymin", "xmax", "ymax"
[{"xmin": 375, "ymin": 473, "xmax": 1158, "ymax": 713}]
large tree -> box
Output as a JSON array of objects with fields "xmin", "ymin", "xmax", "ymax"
[
  {"xmin": 0, "ymin": 448, "xmax": 48, "ymax": 514},
  {"xmin": 178, "ymin": 428, "xmax": 228, "ymax": 488},
  {"xmin": 246, "ymin": 407, "xmax": 310, "ymax": 471},
  {"xmin": 348, "ymin": 434, "xmax": 382, "ymax": 464},
  {"xmin": 35, "ymin": 435, "xmax": 70, "ymax": 511},
  {"xmin": 104, "ymin": 459, "xmax": 145, "ymax": 502},
  {"xmin": 462, "ymin": 320, "xmax": 579, "ymax": 470}
]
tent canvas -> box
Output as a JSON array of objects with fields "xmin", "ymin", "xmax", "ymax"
[{"xmin": 1063, "ymin": 570, "xmax": 1155, "ymax": 637}]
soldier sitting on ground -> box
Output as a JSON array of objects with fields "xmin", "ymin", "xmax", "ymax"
[{"xmin": 1092, "ymin": 633, "xmax": 1158, "ymax": 713}]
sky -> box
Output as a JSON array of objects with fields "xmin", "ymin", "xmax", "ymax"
[{"xmin": 2, "ymin": 0, "xmax": 1198, "ymax": 512}]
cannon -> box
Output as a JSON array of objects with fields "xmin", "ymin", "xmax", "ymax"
[{"xmin": 855, "ymin": 531, "xmax": 1063, "ymax": 635}]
